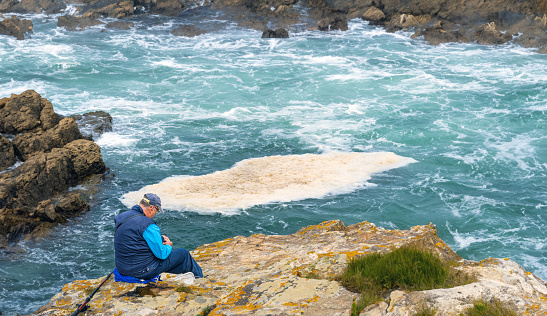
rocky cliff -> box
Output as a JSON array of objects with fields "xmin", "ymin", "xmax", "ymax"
[
  {"xmin": 0, "ymin": 90, "xmax": 109, "ymax": 247},
  {"xmin": 35, "ymin": 220, "xmax": 547, "ymax": 315},
  {"xmin": 1, "ymin": 0, "xmax": 547, "ymax": 51}
]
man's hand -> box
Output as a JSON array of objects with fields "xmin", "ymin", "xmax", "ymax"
[{"xmin": 162, "ymin": 235, "xmax": 173, "ymax": 246}]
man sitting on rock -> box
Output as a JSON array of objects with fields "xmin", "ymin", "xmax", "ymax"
[{"xmin": 114, "ymin": 193, "xmax": 203, "ymax": 282}]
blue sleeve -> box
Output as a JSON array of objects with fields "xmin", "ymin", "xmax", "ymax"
[{"xmin": 143, "ymin": 224, "xmax": 172, "ymax": 259}]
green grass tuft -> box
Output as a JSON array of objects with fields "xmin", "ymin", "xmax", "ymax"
[
  {"xmin": 461, "ymin": 299, "xmax": 517, "ymax": 316},
  {"xmin": 175, "ymin": 285, "xmax": 193, "ymax": 294},
  {"xmin": 338, "ymin": 246, "xmax": 475, "ymax": 315}
]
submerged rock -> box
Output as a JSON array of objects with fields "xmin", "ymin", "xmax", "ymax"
[
  {"xmin": 69, "ymin": 110, "xmax": 113, "ymax": 140},
  {"xmin": 35, "ymin": 220, "xmax": 547, "ymax": 315},
  {"xmin": 0, "ymin": 135, "xmax": 15, "ymax": 171},
  {"xmin": 0, "ymin": 90, "xmax": 107, "ymax": 247},
  {"xmin": 261, "ymin": 28, "xmax": 289, "ymax": 38},
  {"xmin": 0, "ymin": 0, "xmax": 66, "ymax": 14},
  {"xmin": 105, "ymin": 20, "xmax": 134, "ymax": 29},
  {"xmin": 171, "ymin": 24, "xmax": 207, "ymax": 37},
  {"xmin": 57, "ymin": 15, "xmax": 105, "ymax": 31},
  {"xmin": 0, "ymin": 16, "xmax": 33, "ymax": 40}
]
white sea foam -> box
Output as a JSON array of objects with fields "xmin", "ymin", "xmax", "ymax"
[
  {"xmin": 96, "ymin": 132, "xmax": 139, "ymax": 147},
  {"xmin": 121, "ymin": 152, "xmax": 417, "ymax": 214}
]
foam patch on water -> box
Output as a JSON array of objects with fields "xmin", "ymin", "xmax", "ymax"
[{"xmin": 121, "ymin": 152, "xmax": 416, "ymax": 214}]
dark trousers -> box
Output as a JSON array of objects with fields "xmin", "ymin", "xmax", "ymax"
[{"xmin": 141, "ymin": 248, "xmax": 203, "ymax": 280}]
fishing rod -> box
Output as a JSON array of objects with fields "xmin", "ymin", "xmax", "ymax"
[{"xmin": 70, "ymin": 270, "xmax": 114, "ymax": 316}]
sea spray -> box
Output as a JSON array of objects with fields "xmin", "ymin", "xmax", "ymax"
[{"xmin": 121, "ymin": 152, "xmax": 417, "ymax": 213}]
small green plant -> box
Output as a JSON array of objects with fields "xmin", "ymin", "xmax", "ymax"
[
  {"xmin": 175, "ymin": 285, "xmax": 193, "ymax": 294},
  {"xmin": 461, "ymin": 298, "xmax": 517, "ymax": 316},
  {"xmin": 197, "ymin": 304, "xmax": 216, "ymax": 316},
  {"xmin": 414, "ymin": 303, "xmax": 437, "ymax": 316},
  {"xmin": 338, "ymin": 246, "xmax": 475, "ymax": 315}
]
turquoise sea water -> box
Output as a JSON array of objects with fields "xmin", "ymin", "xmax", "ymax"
[{"xmin": 0, "ymin": 8, "xmax": 546, "ymax": 315}]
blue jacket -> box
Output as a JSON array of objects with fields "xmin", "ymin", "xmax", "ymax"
[{"xmin": 114, "ymin": 205, "xmax": 172, "ymax": 277}]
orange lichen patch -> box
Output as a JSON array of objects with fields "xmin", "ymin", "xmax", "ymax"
[
  {"xmin": 317, "ymin": 250, "xmax": 366, "ymax": 260},
  {"xmin": 193, "ymin": 238, "xmax": 236, "ymax": 259},
  {"xmin": 295, "ymin": 220, "xmax": 342, "ymax": 236},
  {"xmin": 479, "ymin": 258, "xmax": 500, "ymax": 266},
  {"xmin": 232, "ymin": 302, "xmax": 263, "ymax": 313},
  {"xmin": 53, "ymin": 297, "xmax": 73, "ymax": 307},
  {"xmin": 283, "ymin": 302, "xmax": 300, "ymax": 307}
]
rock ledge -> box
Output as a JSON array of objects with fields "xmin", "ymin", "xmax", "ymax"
[{"xmin": 35, "ymin": 220, "xmax": 547, "ymax": 315}]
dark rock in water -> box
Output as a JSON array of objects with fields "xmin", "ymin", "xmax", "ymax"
[
  {"xmin": 0, "ymin": 90, "xmax": 60, "ymax": 134},
  {"xmin": 539, "ymin": 45, "xmax": 547, "ymax": 54},
  {"xmin": 69, "ymin": 110, "xmax": 113, "ymax": 140},
  {"xmin": 57, "ymin": 15, "xmax": 105, "ymax": 31},
  {"xmin": 55, "ymin": 192, "xmax": 90, "ymax": 215},
  {"xmin": 412, "ymin": 21, "xmax": 467, "ymax": 45},
  {"xmin": 13, "ymin": 117, "xmax": 83, "ymax": 160},
  {"xmin": 474, "ymin": 22, "xmax": 512, "ymax": 45},
  {"xmin": 261, "ymin": 28, "xmax": 289, "ymax": 38},
  {"xmin": 0, "ymin": 0, "xmax": 66, "ymax": 14},
  {"xmin": 80, "ymin": 0, "xmax": 135, "ymax": 19},
  {"xmin": 106, "ymin": 20, "xmax": 135, "ymax": 29},
  {"xmin": 171, "ymin": 24, "xmax": 207, "ymax": 37},
  {"xmin": 0, "ymin": 90, "xmax": 107, "ymax": 247},
  {"xmin": 362, "ymin": 7, "xmax": 385, "ymax": 23},
  {"xmin": 0, "ymin": 16, "xmax": 33, "ymax": 40},
  {"xmin": 0, "ymin": 135, "xmax": 15, "ymax": 171},
  {"xmin": 318, "ymin": 16, "xmax": 348, "ymax": 31}
]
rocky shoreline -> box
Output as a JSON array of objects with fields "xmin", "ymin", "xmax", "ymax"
[
  {"xmin": 0, "ymin": 0, "xmax": 546, "ymax": 51},
  {"xmin": 0, "ymin": 90, "xmax": 111, "ymax": 248},
  {"xmin": 35, "ymin": 220, "xmax": 547, "ymax": 315}
]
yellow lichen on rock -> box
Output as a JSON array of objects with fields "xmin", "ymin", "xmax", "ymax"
[{"xmin": 35, "ymin": 220, "xmax": 547, "ymax": 315}]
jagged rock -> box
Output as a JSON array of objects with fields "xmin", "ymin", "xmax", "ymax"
[
  {"xmin": 0, "ymin": 91, "xmax": 107, "ymax": 247},
  {"xmin": 63, "ymin": 139, "xmax": 106, "ymax": 180},
  {"xmin": 55, "ymin": 192, "xmax": 90, "ymax": 215},
  {"xmin": 12, "ymin": 117, "xmax": 83, "ymax": 160},
  {"xmin": 412, "ymin": 21, "xmax": 467, "ymax": 45},
  {"xmin": 79, "ymin": 0, "xmax": 134, "ymax": 18},
  {"xmin": 318, "ymin": 15, "xmax": 348, "ymax": 31},
  {"xmin": 147, "ymin": 0, "xmax": 185, "ymax": 16},
  {"xmin": 0, "ymin": 0, "xmax": 66, "ymax": 14},
  {"xmin": 35, "ymin": 220, "xmax": 547, "ymax": 315},
  {"xmin": 0, "ymin": 16, "xmax": 32, "ymax": 40},
  {"xmin": 362, "ymin": 7, "xmax": 385, "ymax": 23},
  {"xmin": 386, "ymin": 13, "xmax": 432, "ymax": 30},
  {"xmin": 539, "ymin": 45, "xmax": 547, "ymax": 54},
  {"xmin": 261, "ymin": 28, "xmax": 289, "ymax": 38},
  {"xmin": 69, "ymin": 110, "xmax": 113, "ymax": 140},
  {"xmin": 0, "ymin": 90, "xmax": 60, "ymax": 134},
  {"xmin": 57, "ymin": 15, "xmax": 105, "ymax": 31},
  {"xmin": 171, "ymin": 24, "xmax": 207, "ymax": 37},
  {"xmin": 105, "ymin": 20, "xmax": 134, "ymax": 29},
  {"xmin": 474, "ymin": 22, "xmax": 512, "ymax": 45},
  {"xmin": 0, "ymin": 148, "xmax": 78, "ymax": 210},
  {"xmin": 0, "ymin": 135, "xmax": 15, "ymax": 171}
]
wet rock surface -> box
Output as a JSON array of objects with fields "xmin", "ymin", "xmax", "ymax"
[
  {"xmin": 69, "ymin": 110, "xmax": 113, "ymax": 140},
  {"xmin": 171, "ymin": 24, "xmax": 207, "ymax": 37},
  {"xmin": 35, "ymin": 220, "xmax": 547, "ymax": 315},
  {"xmin": 0, "ymin": 0, "xmax": 539, "ymax": 48},
  {"xmin": 57, "ymin": 15, "xmax": 105, "ymax": 31},
  {"xmin": 0, "ymin": 15, "xmax": 33, "ymax": 40},
  {"xmin": 0, "ymin": 91, "xmax": 108, "ymax": 247},
  {"xmin": 261, "ymin": 27, "xmax": 289, "ymax": 38}
]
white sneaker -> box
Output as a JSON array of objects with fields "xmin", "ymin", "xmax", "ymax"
[{"xmin": 172, "ymin": 272, "xmax": 195, "ymax": 285}]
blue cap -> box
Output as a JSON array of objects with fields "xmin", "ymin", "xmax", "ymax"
[{"xmin": 144, "ymin": 193, "xmax": 163, "ymax": 213}]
